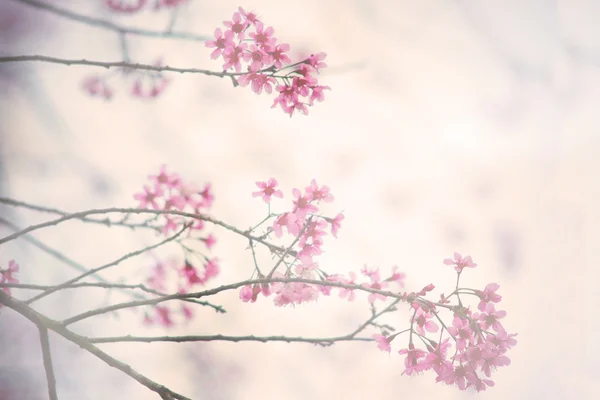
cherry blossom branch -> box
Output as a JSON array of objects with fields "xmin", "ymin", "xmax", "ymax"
[
  {"xmin": 10, "ymin": 0, "xmax": 209, "ymax": 42},
  {"xmin": 0, "ymin": 55, "xmax": 240, "ymax": 78},
  {"xmin": 60, "ymin": 277, "xmax": 424, "ymax": 326},
  {"xmin": 0, "ymin": 199, "xmax": 293, "ymax": 256},
  {"xmin": 38, "ymin": 325, "xmax": 58, "ymax": 400},
  {"xmin": 0, "ymin": 282, "xmax": 225, "ymax": 313},
  {"xmin": 0, "ymin": 290, "xmax": 191, "ymax": 400},
  {"xmin": 88, "ymin": 333, "xmax": 373, "ymax": 346},
  {"xmin": 25, "ymin": 224, "xmax": 190, "ymax": 305}
]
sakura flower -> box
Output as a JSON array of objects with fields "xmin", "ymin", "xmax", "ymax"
[
  {"xmin": 329, "ymin": 212, "xmax": 344, "ymax": 238},
  {"xmin": 372, "ymin": 334, "xmax": 392, "ymax": 353},
  {"xmin": 305, "ymin": 179, "xmax": 334, "ymax": 203},
  {"xmin": 252, "ymin": 178, "xmax": 283, "ymax": 203},
  {"xmin": 476, "ymin": 283, "xmax": 502, "ymax": 311},
  {"xmin": 443, "ymin": 252, "xmax": 477, "ymax": 273},
  {"xmin": 412, "ymin": 307, "xmax": 439, "ymax": 336},
  {"xmin": 134, "ymin": 184, "xmax": 163, "ymax": 209},
  {"xmin": 205, "ymin": 28, "xmax": 235, "ymax": 59},
  {"xmin": 398, "ymin": 344, "xmax": 428, "ymax": 375}
]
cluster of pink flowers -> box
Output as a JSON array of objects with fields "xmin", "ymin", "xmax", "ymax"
[
  {"xmin": 241, "ymin": 178, "xmax": 408, "ymax": 307},
  {"xmin": 0, "ymin": 260, "xmax": 19, "ymax": 306},
  {"xmin": 205, "ymin": 8, "xmax": 330, "ymax": 116},
  {"xmin": 371, "ymin": 254, "xmax": 516, "ymax": 392},
  {"xmin": 133, "ymin": 166, "xmax": 218, "ymax": 327},
  {"xmin": 142, "ymin": 256, "xmax": 219, "ymax": 327},
  {"xmin": 104, "ymin": 0, "xmax": 188, "ymax": 13},
  {"xmin": 133, "ymin": 164, "xmax": 214, "ymax": 236},
  {"xmin": 82, "ymin": 58, "xmax": 170, "ymax": 101}
]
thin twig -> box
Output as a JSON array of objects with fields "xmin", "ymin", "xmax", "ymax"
[
  {"xmin": 38, "ymin": 326, "xmax": 58, "ymax": 400},
  {"xmin": 0, "ymin": 282, "xmax": 225, "ymax": 313},
  {"xmin": 25, "ymin": 224, "xmax": 189, "ymax": 304},
  {"xmin": 0, "ymin": 290, "xmax": 191, "ymax": 400},
  {"xmin": 11, "ymin": 0, "xmax": 209, "ymax": 42}
]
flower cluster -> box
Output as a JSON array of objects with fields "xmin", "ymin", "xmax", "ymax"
[
  {"xmin": 142, "ymin": 256, "xmax": 219, "ymax": 327},
  {"xmin": 0, "ymin": 260, "xmax": 19, "ymax": 306},
  {"xmin": 371, "ymin": 254, "xmax": 516, "ymax": 392},
  {"xmin": 241, "ymin": 178, "xmax": 409, "ymax": 307},
  {"xmin": 205, "ymin": 7, "xmax": 330, "ymax": 116},
  {"xmin": 82, "ymin": 58, "xmax": 170, "ymax": 101},
  {"xmin": 133, "ymin": 164, "xmax": 214, "ymax": 236},
  {"xmin": 133, "ymin": 166, "xmax": 218, "ymax": 327},
  {"xmin": 104, "ymin": 0, "xmax": 188, "ymax": 13}
]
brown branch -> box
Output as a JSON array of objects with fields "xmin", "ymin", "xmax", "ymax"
[
  {"xmin": 25, "ymin": 224, "xmax": 190, "ymax": 305},
  {"xmin": 88, "ymin": 334, "xmax": 373, "ymax": 346},
  {"xmin": 11, "ymin": 0, "xmax": 209, "ymax": 42},
  {"xmin": 0, "ymin": 290, "xmax": 191, "ymax": 400},
  {"xmin": 38, "ymin": 326, "xmax": 58, "ymax": 400},
  {"xmin": 0, "ymin": 55, "xmax": 233, "ymax": 77}
]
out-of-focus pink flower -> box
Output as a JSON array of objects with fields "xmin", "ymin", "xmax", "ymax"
[{"xmin": 252, "ymin": 178, "xmax": 283, "ymax": 203}]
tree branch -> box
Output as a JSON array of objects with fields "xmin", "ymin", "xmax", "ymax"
[
  {"xmin": 60, "ymin": 277, "xmax": 416, "ymax": 326},
  {"xmin": 11, "ymin": 0, "xmax": 209, "ymax": 42},
  {"xmin": 38, "ymin": 326, "xmax": 58, "ymax": 400},
  {"xmin": 88, "ymin": 334, "xmax": 373, "ymax": 346},
  {"xmin": 0, "ymin": 55, "xmax": 234, "ymax": 77},
  {"xmin": 0, "ymin": 290, "xmax": 191, "ymax": 400}
]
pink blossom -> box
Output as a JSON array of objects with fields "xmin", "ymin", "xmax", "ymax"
[
  {"xmin": 252, "ymin": 178, "xmax": 283, "ymax": 203},
  {"xmin": 81, "ymin": 76, "xmax": 113, "ymax": 100},
  {"xmin": 329, "ymin": 212, "xmax": 344, "ymax": 238},
  {"xmin": 292, "ymin": 188, "xmax": 319, "ymax": 217},
  {"xmin": 412, "ymin": 307, "xmax": 439, "ymax": 336},
  {"xmin": 398, "ymin": 344, "xmax": 428, "ymax": 375},
  {"xmin": 476, "ymin": 303, "xmax": 507, "ymax": 332},
  {"xmin": 269, "ymin": 43, "xmax": 291, "ymax": 69},
  {"xmin": 150, "ymin": 164, "xmax": 180, "ymax": 189},
  {"xmin": 305, "ymin": 179, "xmax": 334, "ymax": 203},
  {"xmin": 222, "ymin": 43, "xmax": 247, "ymax": 72},
  {"xmin": 307, "ymin": 52, "xmax": 328, "ymax": 72},
  {"xmin": 223, "ymin": 12, "xmax": 248, "ymax": 38},
  {"xmin": 202, "ymin": 233, "xmax": 217, "ymax": 249},
  {"xmin": 205, "ymin": 28, "xmax": 235, "ymax": 60},
  {"xmin": 372, "ymin": 334, "xmax": 392, "ymax": 353},
  {"xmin": 443, "ymin": 252, "xmax": 477, "ymax": 273},
  {"xmin": 249, "ymin": 22, "xmax": 276, "ymax": 50},
  {"xmin": 134, "ymin": 184, "xmax": 163, "ymax": 209},
  {"xmin": 105, "ymin": 0, "xmax": 147, "ymax": 14},
  {"xmin": 272, "ymin": 212, "xmax": 300, "ymax": 238},
  {"xmin": 385, "ymin": 265, "xmax": 406, "ymax": 287},
  {"xmin": 203, "ymin": 258, "xmax": 220, "ymax": 282},
  {"xmin": 238, "ymin": 71, "xmax": 276, "ymax": 94},
  {"xmin": 446, "ymin": 317, "xmax": 473, "ymax": 351},
  {"xmin": 238, "ymin": 7, "xmax": 260, "ymax": 25},
  {"xmin": 476, "ymin": 283, "xmax": 502, "ymax": 311}
]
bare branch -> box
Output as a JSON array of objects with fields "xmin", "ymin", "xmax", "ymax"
[
  {"xmin": 88, "ymin": 334, "xmax": 373, "ymax": 346},
  {"xmin": 38, "ymin": 326, "xmax": 58, "ymax": 400},
  {"xmin": 0, "ymin": 290, "xmax": 191, "ymax": 400},
  {"xmin": 11, "ymin": 0, "xmax": 209, "ymax": 42},
  {"xmin": 0, "ymin": 55, "xmax": 233, "ymax": 77}
]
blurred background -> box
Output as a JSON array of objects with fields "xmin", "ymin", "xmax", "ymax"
[{"xmin": 1, "ymin": 0, "xmax": 599, "ymax": 399}]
